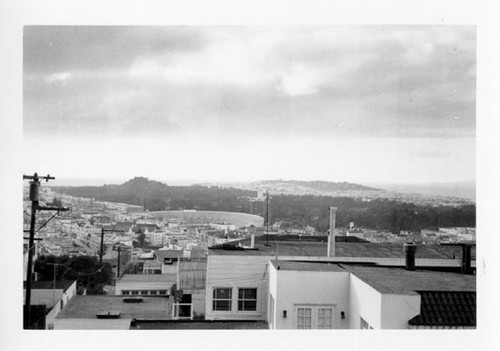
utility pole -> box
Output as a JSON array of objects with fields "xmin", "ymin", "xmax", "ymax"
[
  {"xmin": 99, "ymin": 228, "xmax": 125, "ymax": 265},
  {"xmin": 23, "ymin": 172, "xmax": 68, "ymax": 329},
  {"xmin": 46, "ymin": 263, "xmax": 64, "ymax": 308},
  {"xmin": 117, "ymin": 246, "xmax": 121, "ymax": 278},
  {"xmin": 114, "ymin": 244, "xmax": 130, "ymax": 279}
]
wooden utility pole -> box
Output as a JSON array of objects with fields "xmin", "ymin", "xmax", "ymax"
[
  {"xmin": 23, "ymin": 172, "xmax": 68, "ymax": 329},
  {"xmin": 99, "ymin": 228, "xmax": 125, "ymax": 265}
]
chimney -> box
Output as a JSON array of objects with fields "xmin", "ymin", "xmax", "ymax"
[
  {"xmin": 461, "ymin": 244, "xmax": 473, "ymax": 274},
  {"xmin": 404, "ymin": 242, "xmax": 417, "ymax": 271},
  {"xmin": 250, "ymin": 233, "xmax": 255, "ymax": 249},
  {"xmin": 327, "ymin": 207, "xmax": 337, "ymax": 257}
]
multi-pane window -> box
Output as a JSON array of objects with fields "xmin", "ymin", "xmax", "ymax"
[
  {"xmin": 297, "ymin": 308, "xmax": 312, "ymax": 329},
  {"xmin": 122, "ymin": 290, "xmax": 130, "ymax": 295},
  {"xmin": 213, "ymin": 288, "xmax": 232, "ymax": 311},
  {"xmin": 318, "ymin": 308, "xmax": 333, "ymax": 329},
  {"xmin": 238, "ymin": 288, "xmax": 257, "ymax": 311}
]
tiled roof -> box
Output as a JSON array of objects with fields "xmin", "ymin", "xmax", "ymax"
[{"xmin": 408, "ymin": 291, "xmax": 476, "ymax": 327}]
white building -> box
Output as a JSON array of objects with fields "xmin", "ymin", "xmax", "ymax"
[
  {"xmin": 23, "ymin": 280, "xmax": 77, "ymax": 329},
  {"xmin": 268, "ymin": 261, "xmax": 475, "ymax": 329},
  {"xmin": 204, "ymin": 235, "xmax": 475, "ymax": 329}
]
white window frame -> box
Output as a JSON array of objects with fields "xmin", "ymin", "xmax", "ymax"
[
  {"xmin": 295, "ymin": 304, "xmax": 336, "ymax": 329},
  {"xmin": 297, "ymin": 307, "xmax": 313, "ymax": 329},
  {"xmin": 237, "ymin": 288, "xmax": 258, "ymax": 312},
  {"xmin": 212, "ymin": 287, "xmax": 233, "ymax": 311}
]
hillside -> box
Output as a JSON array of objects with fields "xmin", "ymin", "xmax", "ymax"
[{"xmin": 52, "ymin": 177, "xmax": 476, "ymax": 233}]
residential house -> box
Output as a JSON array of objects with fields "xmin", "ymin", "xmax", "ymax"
[
  {"xmin": 54, "ymin": 295, "xmax": 172, "ymax": 329},
  {"xmin": 23, "ymin": 280, "xmax": 77, "ymax": 329},
  {"xmin": 268, "ymin": 261, "xmax": 475, "ymax": 329}
]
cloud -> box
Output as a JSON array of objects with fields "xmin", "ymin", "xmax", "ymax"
[
  {"xmin": 23, "ymin": 26, "xmax": 476, "ymax": 141},
  {"xmin": 24, "ymin": 26, "xmax": 207, "ymax": 75}
]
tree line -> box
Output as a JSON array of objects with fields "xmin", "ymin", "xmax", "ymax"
[{"xmin": 54, "ymin": 177, "xmax": 475, "ymax": 233}]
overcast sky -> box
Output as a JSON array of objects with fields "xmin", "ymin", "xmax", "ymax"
[{"xmin": 23, "ymin": 26, "xmax": 475, "ymax": 184}]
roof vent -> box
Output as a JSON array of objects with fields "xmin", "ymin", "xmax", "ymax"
[
  {"xmin": 123, "ymin": 297, "xmax": 143, "ymax": 303},
  {"xmin": 96, "ymin": 311, "xmax": 121, "ymax": 319}
]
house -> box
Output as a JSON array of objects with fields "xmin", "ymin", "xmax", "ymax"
[
  {"xmin": 204, "ymin": 233, "xmax": 474, "ymax": 324},
  {"xmin": 115, "ymin": 274, "xmax": 176, "ymax": 296},
  {"xmin": 23, "ymin": 280, "xmax": 77, "ymax": 329},
  {"xmin": 54, "ymin": 295, "xmax": 172, "ymax": 329},
  {"xmin": 268, "ymin": 261, "xmax": 475, "ymax": 329},
  {"xmin": 140, "ymin": 248, "xmax": 207, "ymax": 319}
]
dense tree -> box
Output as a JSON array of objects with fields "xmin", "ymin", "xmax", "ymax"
[
  {"xmin": 53, "ymin": 178, "xmax": 476, "ymax": 233},
  {"xmin": 35, "ymin": 255, "xmax": 113, "ymax": 295}
]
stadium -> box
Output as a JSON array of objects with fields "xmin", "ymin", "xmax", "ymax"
[{"xmin": 148, "ymin": 210, "xmax": 264, "ymax": 228}]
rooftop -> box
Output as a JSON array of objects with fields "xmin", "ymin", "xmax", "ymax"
[
  {"xmin": 270, "ymin": 261, "xmax": 475, "ymax": 295},
  {"xmin": 270, "ymin": 260, "xmax": 346, "ymax": 272},
  {"xmin": 209, "ymin": 238, "xmax": 468, "ymax": 260},
  {"xmin": 342, "ymin": 264, "xmax": 476, "ymax": 295},
  {"xmin": 56, "ymin": 295, "xmax": 172, "ymax": 320},
  {"xmin": 118, "ymin": 274, "xmax": 177, "ymax": 283},
  {"xmin": 408, "ymin": 291, "xmax": 476, "ymax": 327}
]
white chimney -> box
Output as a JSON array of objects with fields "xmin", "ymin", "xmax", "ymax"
[
  {"xmin": 250, "ymin": 233, "xmax": 255, "ymax": 248},
  {"xmin": 328, "ymin": 207, "xmax": 337, "ymax": 257}
]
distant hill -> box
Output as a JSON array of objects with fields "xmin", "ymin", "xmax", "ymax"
[
  {"xmin": 52, "ymin": 177, "xmax": 476, "ymax": 233},
  {"xmin": 53, "ymin": 177, "xmax": 256, "ymax": 212},
  {"xmin": 368, "ymin": 181, "xmax": 476, "ymax": 200},
  {"xmin": 213, "ymin": 179, "xmax": 386, "ymax": 198},
  {"xmin": 258, "ymin": 179, "xmax": 378, "ymax": 191}
]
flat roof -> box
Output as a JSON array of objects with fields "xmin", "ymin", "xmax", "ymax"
[
  {"xmin": 56, "ymin": 295, "xmax": 172, "ymax": 320},
  {"xmin": 209, "ymin": 240, "xmax": 468, "ymax": 259},
  {"xmin": 118, "ymin": 274, "xmax": 177, "ymax": 283},
  {"xmin": 270, "ymin": 260, "xmax": 346, "ymax": 272},
  {"xmin": 342, "ymin": 264, "xmax": 476, "ymax": 295}
]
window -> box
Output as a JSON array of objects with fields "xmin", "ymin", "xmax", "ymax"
[
  {"xmin": 141, "ymin": 290, "xmax": 149, "ymax": 295},
  {"xmin": 122, "ymin": 290, "xmax": 130, "ymax": 295},
  {"xmin": 296, "ymin": 305, "xmax": 336, "ymax": 329},
  {"xmin": 150, "ymin": 290, "xmax": 158, "ymax": 295},
  {"xmin": 131, "ymin": 290, "xmax": 139, "ymax": 295},
  {"xmin": 238, "ymin": 288, "xmax": 257, "ymax": 311},
  {"xmin": 213, "ymin": 288, "xmax": 232, "ymax": 311},
  {"xmin": 297, "ymin": 308, "xmax": 312, "ymax": 329},
  {"xmin": 318, "ymin": 308, "xmax": 333, "ymax": 329},
  {"xmin": 158, "ymin": 290, "xmax": 167, "ymax": 295}
]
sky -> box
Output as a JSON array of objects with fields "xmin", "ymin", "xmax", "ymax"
[{"xmin": 23, "ymin": 26, "xmax": 476, "ymax": 185}]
